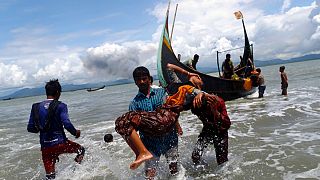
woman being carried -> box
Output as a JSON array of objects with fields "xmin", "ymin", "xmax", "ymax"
[
  {"xmin": 115, "ymin": 63, "xmax": 203, "ymax": 170},
  {"xmin": 115, "ymin": 63, "xmax": 230, "ymax": 170}
]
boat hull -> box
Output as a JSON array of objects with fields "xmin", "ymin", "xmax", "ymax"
[
  {"xmin": 159, "ymin": 42, "xmax": 256, "ymax": 101},
  {"xmin": 87, "ymin": 85, "xmax": 105, "ymax": 92},
  {"xmin": 157, "ymin": 8, "xmax": 256, "ymax": 101}
]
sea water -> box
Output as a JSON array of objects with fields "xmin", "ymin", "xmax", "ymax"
[{"xmin": 0, "ymin": 60, "xmax": 319, "ymax": 180}]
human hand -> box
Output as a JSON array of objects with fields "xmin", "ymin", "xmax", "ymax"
[
  {"xmin": 187, "ymin": 72, "xmax": 201, "ymax": 79},
  {"xmin": 206, "ymin": 94, "xmax": 218, "ymax": 105},
  {"xmin": 193, "ymin": 92, "xmax": 204, "ymax": 109},
  {"xmin": 75, "ymin": 130, "xmax": 81, "ymax": 138}
]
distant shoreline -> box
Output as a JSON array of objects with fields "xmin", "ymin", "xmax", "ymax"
[{"xmin": 1, "ymin": 58, "xmax": 319, "ymax": 101}]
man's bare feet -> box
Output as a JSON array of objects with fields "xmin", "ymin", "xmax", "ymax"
[{"xmin": 129, "ymin": 152, "xmax": 153, "ymax": 170}]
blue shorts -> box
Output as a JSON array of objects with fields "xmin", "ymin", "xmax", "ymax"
[{"xmin": 140, "ymin": 129, "xmax": 179, "ymax": 169}]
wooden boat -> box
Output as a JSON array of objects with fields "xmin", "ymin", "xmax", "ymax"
[
  {"xmin": 87, "ymin": 85, "xmax": 105, "ymax": 92},
  {"xmin": 157, "ymin": 8, "xmax": 257, "ymax": 101}
]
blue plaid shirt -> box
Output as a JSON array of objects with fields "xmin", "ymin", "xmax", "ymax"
[
  {"xmin": 129, "ymin": 87, "xmax": 166, "ymax": 111},
  {"xmin": 129, "ymin": 87, "xmax": 178, "ymax": 157}
]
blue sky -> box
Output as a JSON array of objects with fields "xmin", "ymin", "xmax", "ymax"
[
  {"xmin": 0, "ymin": 0, "xmax": 319, "ymax": 96},
  {"xmin": 0, "ymin": 1, "xmax": 158, "ymax": 37}
]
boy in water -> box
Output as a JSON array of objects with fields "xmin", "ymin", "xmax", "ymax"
[
  {"xmin": 256, "ymin": 68, "xmax": 266, "ymax": 98},
  {"xmin": 279, "ymin": 66, "xmax": 288, "ymax": 95},
  {"xmin": 27, "ymin": 79, "xmax": 85, "ymax": 179}
]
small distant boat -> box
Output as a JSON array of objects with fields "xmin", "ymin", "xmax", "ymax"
[
  {"xmin": 87, "ymin": 85, "xmax": 105, "ymax": 92},
  {"xmin": 2, "ymin": 97, "xmax": 13, "ymax": 101},
  {"xmin": 157, "ymin": 6, "xmax": 257, "ymax": 101}
]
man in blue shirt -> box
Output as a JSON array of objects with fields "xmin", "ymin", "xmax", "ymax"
[
  {"xmin": 27, "ymin": 79, "xmax": 85, "ymax": 179},
  {"xmin": 129, "ymin": 66, "xmax": 179, "ymax": 178}
]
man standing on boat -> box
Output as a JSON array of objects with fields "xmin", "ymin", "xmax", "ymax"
[
  {"xmin": 184, "ymin": 54, "xmax": 199, "ymax": 70},
  {"xmin": 27, "ymin": 79, "xmax": 85, "ymax": 179},
  {"xmin": 177, "ymin": 53, "xmax": 181, "ymax": 61},
  {"xmin": 222, "ymin": 54, "xmax": 234, "ymax": 79}
]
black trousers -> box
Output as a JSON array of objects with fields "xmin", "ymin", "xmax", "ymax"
[
  {"xmin": 192, "ymin": 126, "xmax": 228, "ymax": 165},
  {"xmin": 258, "ymin": 85, "xmax": 266, "ymax": 98}
]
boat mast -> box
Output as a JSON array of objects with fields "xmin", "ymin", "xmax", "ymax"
[
  {"xmin": 217, "ymin": 51, "xmax": 221, "ymax": 77},
  {"xmin": 251, "ymin": 44, "xmax": 254, "ymax": 67},
  {"xmin": 170, "ymin": 4, "xmax": 178, "ymax": 43}
]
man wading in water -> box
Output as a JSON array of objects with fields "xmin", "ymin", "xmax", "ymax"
[
  {"xmin": 27, "ymin": 79, "xmax": 85, "ymax": 179},
  {"xmin": 115, "ymin": 64, "xmax": 231, "ymax": 178}
]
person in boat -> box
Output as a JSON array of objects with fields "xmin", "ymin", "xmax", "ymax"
[
  {"xmin": 279, "ymin": 66, "xmax": 288, "ymax": 95},
  {"xmin": 256, "ymin": 68, "xmax": 266, "ymax": 98},
  {"xmin": 234, "ymin": 56, "xmax": 245, "ymax": 77},
  {"xmin": 184, "ymin": 54, "xmax": 199, "ymax": 70},
  {"xmin": 234, "ymin": 56, "xmax": 255, "ymax": 78},
  {"xmin": 222, "ymin": 54, "xmax": 234, "ymax": 79},
  {"xmin": 177, "ymin": 53, "xmax": 181, "ymax": 61},
  {"xmin": 244, "ymin": 57, "xmax": 255, "ymax": 77},
  {"xmin": 149, "ymin": 76, "xmax": 158, "ymax": 89},
  {"xmin": 27, "ymin": 79, "xmax": 85, "ymax": 179},
  {"xmin": 234, "ymin": 56, "xmax": 243, "ymax": 69},
  {"xmin": 120, "ymin": 65, "xmax": 200, "ymax": 178}
]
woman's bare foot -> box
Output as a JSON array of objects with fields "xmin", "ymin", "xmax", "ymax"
[{"xmin": 130, "ymin": 152, "xmax": 153, "ymax": 170}]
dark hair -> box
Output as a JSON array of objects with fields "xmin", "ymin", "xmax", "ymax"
[
  {"xmin": 280, "ymin": 66, "xmax": 285, "ymax": 70},
  {"xmin": 150, "ymin": 76, "xmax": 153, "ymax": 83},
  {"xmin": 132, "ymin": 66, "xmax": 150, "ymax": 79},
  {"xmin": 226, "ymin": 54, "xmax": 231, "ymax": 58},
  {"xmin": 256, "ymin": 68, "xmax": 261, "ymax": 73},
  {"xmin": 104, "ymin": 133, "xmax": 113, "ymax": 143},
  {"xmin": 45, "ymin": 79, "xmax": 62, "ymax": 96},
  {"xmin": 194, "ymin": 54, "xmax": 199, "ymax": 59}
]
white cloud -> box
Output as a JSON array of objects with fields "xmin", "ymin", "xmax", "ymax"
[
  {"xmin": 0, "ymin": 0, "xmax": 319, "ymax": 92},
  {"xmin": 253, "ymin": 2, "xmax": 319, "ymax": 59},
  {"xmin": 281, "ymin": 0, "xmax": 292, "ymax": 13},
  {"xmin": 0, "ymin": 63, "xmax": 27, "ymax": 87},
  {"xmin": 32, "ymin": 53, "xmax": 88, "ymax": 84},
  {"xmin": 149, "ymin": 0, "xmax": 320, "ymax": 61},
  {"xmin": 81, "ymin": 41, "xmax": 158, "ymax": 80},
  {"xmin": 311, "ymin": 13, "xmax": 320, "ymax": 40},
  {"xmin": 149, "ymin": 0, "xmax": 263, "ymax": 63},
  {"xmin": 0, "ymin": 26, "xmax": 91, "ymax": 89}
]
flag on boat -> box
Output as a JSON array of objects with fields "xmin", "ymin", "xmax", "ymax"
[{"xmin": 234, "ymin": 11, "xmax": 243, "ymax": 19}]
